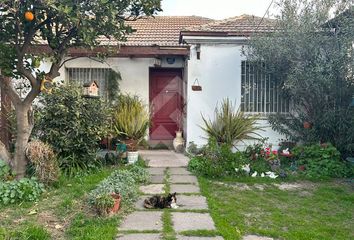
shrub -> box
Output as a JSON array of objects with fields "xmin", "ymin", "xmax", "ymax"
[
  {"xmin": 127, "ymin": 164, "xmax": 150, "ymax": 184},
  {"xmin": 0, "ymin": 177, "xmax": 45, "ymax": 205},
  {"xmin": 201, "ymin": 98, "xmax": 263, "ymax": 147},
  {"xmin": 188, "ymin": 139, "xmax": 248, "ymax": 178},
  {"xmin": 88, "ymin": 165, "xmax": 149, "ymax": 208},
  {"xmin": 26, "ymin": 140, "xmax": 60, "ymax": 185},
  {"xmin": 35, "ymin": 84, "xmax": 108, "ymax": 174},
  {"xmin": 112, "ymin": 94, "xmax": 150, "ymax": 151},
  {"xmin": 293, "ymin": 144, "xmax": 352, "ymax": 178}
]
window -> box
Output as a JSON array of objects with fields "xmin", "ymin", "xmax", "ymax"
[
  {"xmin": 241, "ymin": 61, "xmax": 289, "ymax": 113},
  {"xmin": 66, "ymin": 68, "xmax": 110, "ymax": 98}
]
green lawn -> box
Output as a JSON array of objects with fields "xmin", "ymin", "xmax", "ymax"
[
  {"xmin": 0, "ymin": 167, "xmax": 129, "ymax": 240},
  {"xmin": 199, "ymin": 177, "xmax": 354, "ymax": 240}
]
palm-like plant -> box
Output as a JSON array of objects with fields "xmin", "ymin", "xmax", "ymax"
[
  {"xmin": 201, "ymin": 98, "xmax": 263, "ymax": 147},
  {"xmin": 112, "ymin": 95, "xmax": 150, "ymax": 151}
]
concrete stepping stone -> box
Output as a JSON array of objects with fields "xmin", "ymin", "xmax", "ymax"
[
  {"xmin": 172, "ymin": 212, "xmax": 216, "ymax": 232},
  {"xmin": 242, "ymin": 235, "xmax": 274, "ymax": 240},
  {"xmin": 150, "ymin": 175, "xmax": 165, "ymax": 184},
  {"xmin": 116, "ymin": 233, "xmax": 161, "ymax": 240},
  {"xmin": 177, "ymin": 236, "xmax": 223, "ymax": 240},
  {"xmin": 134, "ymin": 195, "xmax": 151, "ymax": 210},
  {"xmin": 170, "ymin": 175, "xmax": 198, "ymax": 184},
  {"xmin": 169, "ymin": 167, "xmax": 192, "ymax": 175},
  {"xmin": 177, "ymin": 195, "xmax": 208, "ymax": 210},
  {"xmin": 148, "ymin": 167, "xmax": 166, "ymax": 175},
  {"xmin": 139, "ymin": 184, "xmax": 165, "ymax": 194},
  {"xmin": 119, "ymin": 211, "xmax": 163, "ymax": 231},
  {"xmin": 170, "ymin": 184, "xmax": 200, "ymax": 194}
]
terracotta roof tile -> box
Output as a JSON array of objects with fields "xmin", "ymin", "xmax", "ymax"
[
  {"xmin": 182, "ymin": 15, "xmax": 276, "ymax": 36},
  {"xmin": 98, "ymin": 16, "xmax": 212, "ymax": 46}
]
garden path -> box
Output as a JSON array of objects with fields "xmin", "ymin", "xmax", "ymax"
[{"xmin": 116, "ymin": 150, "xmax": 223, "ymax": 240}]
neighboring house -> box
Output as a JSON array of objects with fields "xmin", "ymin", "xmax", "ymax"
[{"xmin": 42, "ymin": 15, "xmax": 287, "ymax": 148}]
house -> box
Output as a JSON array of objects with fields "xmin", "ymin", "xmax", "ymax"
[{"xmin": 41, "ymin": 15, "xmax": 286, "ymax": 148}]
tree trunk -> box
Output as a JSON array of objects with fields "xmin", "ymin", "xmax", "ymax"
[{"xmin": 13, "ymin": 105, "xmax": 33, "ymax": 178}]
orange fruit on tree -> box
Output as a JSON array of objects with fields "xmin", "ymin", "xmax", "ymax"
[{"xmin": 24, "ymin": 11, "xmax": 34, "ymax": 21}]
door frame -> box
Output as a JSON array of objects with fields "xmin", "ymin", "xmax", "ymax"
[{"xmin": 149, "ymin": 67, "xmax": 184, "ymax": 140}]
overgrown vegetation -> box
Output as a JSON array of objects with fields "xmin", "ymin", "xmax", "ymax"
[
  {"xmin": 35, "ymin": 84, "xmax": 108, "ymax": 175},
  {"xmin": 88, "ymin": 164, "xmax": 149, "ymax": 208},
  {"xmin": 293, "ymin": 144, "xmax": 352, "ymax": 178},
  {"xmin": 0, "ymin": 177, "xmax": 45, "ymax": 205},
  {"xmin": 246, "ymin": 0, "xmax": 354, "ymax": 158}
]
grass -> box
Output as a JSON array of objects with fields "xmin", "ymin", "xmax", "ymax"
[
  {"xmin": 162, "ymin": 209, "xmax": 176, "ymax": 240},
  {"xmin": 199, "ymin": 177, "xmax": 354, "ymax": 240},
  {"xmin": 0, "ymin": 166, "xmax": 126, "ymax": 239}
]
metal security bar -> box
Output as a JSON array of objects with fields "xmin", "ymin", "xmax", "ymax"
[
  {"xmin": 241, "ymin": 61, "xmax": 289, "ymax": 113},
  {"xmin": 66, "ymin": 68, "xmax": 110, "ymax": 98}
]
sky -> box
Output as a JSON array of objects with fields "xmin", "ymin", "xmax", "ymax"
[{"xmin": 159, "ymin": 0, "xmax": 279, "ymax": 20}]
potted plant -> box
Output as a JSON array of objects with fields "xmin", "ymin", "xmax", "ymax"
[
  {"xmin": 112, "ymin": 95, "xmax": 150, "ymax": 164},
  {"xmin": 94, "ymin": 193, "xmax": 121, "ymax": 216}
]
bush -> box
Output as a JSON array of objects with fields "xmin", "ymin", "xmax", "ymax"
[
  {"xmin": 26, "ymin": 140, "xmax": 60, "ymax": 185},
  {"xmin": 293, "ymin": 144, "xmax": 352, "ymax": 178},
  {"xmin": 0, "ymin": 177, "xmax": 45, "ymax": 205},
  {"xmin": 127, "ymin": 164, "xmax": 150, "ymax": 184},
  {"xmin": 35, "ymin": 84, "xmax": 108, "ymax": 174},
  {"xmin": 188, "ymin": 139, "xmax": 248, "ymax": 178},
  {"xmin": 88, "ymin": 164, "xmax": 149, "ymax": 208},
  {"xmin": 201, "ymin": 98, "xmax": 263, "ymax": 147}
]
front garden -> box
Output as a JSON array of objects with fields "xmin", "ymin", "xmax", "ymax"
[{"xmin": 0, "ymin": 84, "xmax": 152, "ymax": 239}]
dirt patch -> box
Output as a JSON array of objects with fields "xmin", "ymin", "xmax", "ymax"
[
  {"xmin": 37, "ymin": 211, "xmax": 66, "ymax": 240},
  {"xmin": 274, "ymin": 182, "xmax": 315, "ymax": 191}
]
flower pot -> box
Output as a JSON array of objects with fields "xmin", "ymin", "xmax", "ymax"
[
  {"xmin": 127, "ymin": 151, "xmax": 139, "ymax": 164},
  {"xmin": 173, "ymin": 131, "xmax": 185, "ymax": 153},
  {"xmin": 110, "ymin": 193, "xmax": 121, "ymax": 214}
]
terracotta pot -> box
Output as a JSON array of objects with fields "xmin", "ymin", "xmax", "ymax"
[
  {"xmin": 303, "ymin": 121, "xmax": 312, "ymax": 129},
  {"xmin": 298, "ymin": 165, "xmax": 306, "ymax": 171},
  {"xmin": 110, "ymin": 193, "xmax": 121, "ymax": 214}
]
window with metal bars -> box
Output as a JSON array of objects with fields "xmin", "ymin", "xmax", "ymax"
[
  {"xmin": 241, "ymin": 61, "xmax": 290, "ymax": 113},
  {"xmin": 66, "ymin": 68, "xmax": 110, "ymax": 98}
]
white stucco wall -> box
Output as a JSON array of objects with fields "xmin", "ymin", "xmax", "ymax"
[
  {"xmin": 44, "ymin": 56, "xmax": 185, "ymax": 106},
  {"xmin": 186, "ymin": 43, "xmax": 284, "ymax": 148}
]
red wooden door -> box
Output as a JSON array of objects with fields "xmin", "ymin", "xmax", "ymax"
[{"xmin": 149, "ymin": 68, "xmax": 183, "ymax": 140}]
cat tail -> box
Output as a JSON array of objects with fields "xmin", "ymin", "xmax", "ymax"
[{"xmin": 144, "ymin": 199, "xmax": 154, "ymax": 209}]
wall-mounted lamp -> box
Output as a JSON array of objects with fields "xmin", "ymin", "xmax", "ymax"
[{"xmin": 196, "ymin": 44, "xmax": 201, "ymax": 60}]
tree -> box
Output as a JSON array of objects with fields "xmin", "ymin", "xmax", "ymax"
[
  {"xmin": 0, "ymin": 0, "xmax": 162, "ymax": 178},
  {"xmin": 246, "ymin": 0, "xmax": 354, "ymax": 158}
]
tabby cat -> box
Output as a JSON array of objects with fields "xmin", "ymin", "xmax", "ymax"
[{"xmin": 144, "ymin": 192, "xmax": 177, "ymax": 209}]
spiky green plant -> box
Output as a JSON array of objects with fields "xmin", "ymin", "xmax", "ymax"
[
  {"xmin": 201, "ymin": 98, "xmax": 263, "ymax": 147},
  {"xmin": 112, "ymin": 95, "xmax": 150, "ymax": 150}
]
